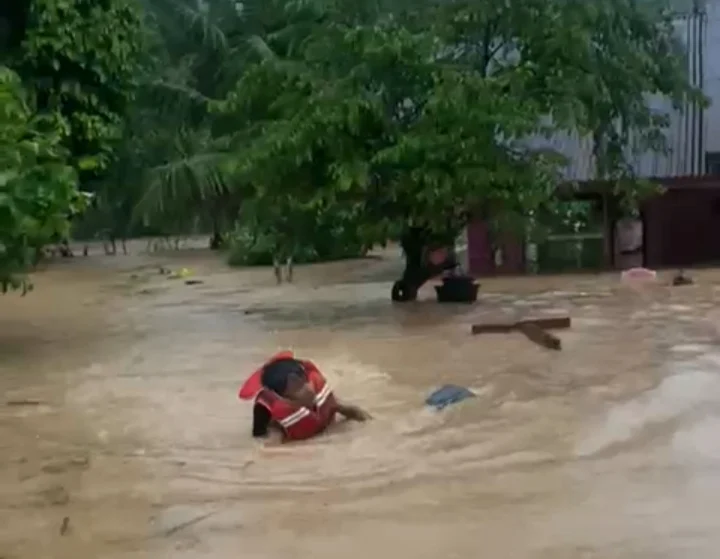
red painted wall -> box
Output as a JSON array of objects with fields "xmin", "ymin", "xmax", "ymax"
[
  {"xmin": 468, "ymin": 186, "xmax": 720, "ymax": 274},
  {"xmin": 644, "ymin": 188, "xmax": 720, "ymax": 268},
  {"xmin": 466, "ymin": 220, "xmax": 525, "ymax": 276}
]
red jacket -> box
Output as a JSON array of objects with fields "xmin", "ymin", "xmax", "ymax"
[{"xmin": 239, "ymin": 352, "xmax": 338, "ymax": 441}]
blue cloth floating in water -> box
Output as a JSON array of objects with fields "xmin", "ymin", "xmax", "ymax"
[{"xmin": 425, "ymin": 384, "xmax": 475, "ymax": 410}]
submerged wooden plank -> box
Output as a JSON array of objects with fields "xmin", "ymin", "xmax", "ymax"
[
  {"xmin": 471, "ymin": 316, "xmax": 570, "ymax": 335},
  {"xmin": 518, "ymin": 323, "xmax": 562, "ymax": 351},
  {"xmin": 517, "ymin": 316, "xmax": 571, "ymax": 330},
  {"xmin": 469, "ymin": 322, "xmax": 516, "ymax": 334}
]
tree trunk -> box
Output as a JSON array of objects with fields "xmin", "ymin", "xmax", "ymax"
[
  {"xmin": 395, "ymin": 228, "xmax": 426, "ymax": 301},
  {"xmin": 391, "ymin": 227, "xmax": 457, "ymax": 302},
  {"xmin": 59, "ymin": 238, "xmax": 73, "ymax": 257},
  {"xmin": 209, "ymin": 230, "xmax": 223, "ymax": 250},
  {"xmin": 209, "ymin": 204, "xmax": 224, "ymax": 250}
]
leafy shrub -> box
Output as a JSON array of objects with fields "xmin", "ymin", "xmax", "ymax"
[
  {"xmin": 0, "ymin": 66, "xmax": 82, "ymax": 292},
  {"xmin": 226, "ymin": 223, "xmax": 366, "ymax": 267}
]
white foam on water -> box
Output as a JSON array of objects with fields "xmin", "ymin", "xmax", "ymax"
[
  {"xmin": 308, "ymin": 353, "xmax": 399, "ymax": 409},
  {"xmin": 572, "ymin": 317, "xmax": 612, "ymax": 328},
  {"xmin": 671, "ymin": 415, "xmax": 720, "ymax": 463},
  {"xmin": 547, "ymin": 290, "xmax": 581, "ymax": 297},
  {"xmin": 671, "ymin": 344, "xmax": 713, "ymax": 354},
  {"xmin": 466, "ymin": 384, "xmax": 493, "ymax": 398},
  {"xmin": 510, "ymin": 300, "xmax": 536, "ymax": 307},
  {"xmin": 575, "ymin": 364, "xmax": 720, "ymax": 458}
]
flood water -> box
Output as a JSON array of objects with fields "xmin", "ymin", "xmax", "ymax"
[{"xmin": 3, "ymin": 242, "xmax": 720, "ymax": 558}]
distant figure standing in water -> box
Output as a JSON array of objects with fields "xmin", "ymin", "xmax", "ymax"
[{"xmin": 238, "ymin": 352, "xmax": 370, "ymax": 442}]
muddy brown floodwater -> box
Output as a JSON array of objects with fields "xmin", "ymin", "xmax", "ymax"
[{"xmin": 3, "ymin": 243, "xmax": 720, "ymax": 559}]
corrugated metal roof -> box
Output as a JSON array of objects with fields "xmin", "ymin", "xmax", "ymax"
[{"xmin": 529, "ymin": 8, "xmax": 710, "ymax": 181}]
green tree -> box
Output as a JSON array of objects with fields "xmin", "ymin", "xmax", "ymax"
[
  {"xmin": 0, "ymin": 0, "xmax": 147, "ymax": 260},
  {"xmin": 218, "ymin": 0, "xmax": 704, "ymax": 300},
  {"xmin": 117, "ymin": 0, "xmax": 264, "ymax": 246},
  {"xmin": 86, "ymin": 0, "xmax": 368, "ymax": 258},
  {"xmin": 0, "ymin": 67, "xmax": 82, "ymax": 292},
  {"xmin": 9, "ymin": 0, "xmax": 146, "ymax": 176}
]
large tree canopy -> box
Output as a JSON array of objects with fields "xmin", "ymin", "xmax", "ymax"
[
  {"xmin": 0, "ymin": 0, "xmax": 706, "ymax": 296},
  {"xmin": 0, "ymin": 0, "xmax": 144, "ymax": 291},
  {"xmin": 212, "ymin": 0, "xmax": 704, "ymax": 297},
  {"xmin": 7, "ymin": 0, "xmax": 146, "ymax": 174}
]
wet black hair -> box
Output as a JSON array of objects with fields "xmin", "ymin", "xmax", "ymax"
[{"xmin": 261, "ymin": 358, "xmax": 306, "ymax": 395}]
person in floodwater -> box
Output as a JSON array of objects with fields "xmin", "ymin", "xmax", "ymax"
[{"xmin": 238, "ymin": 352, "xmax": 370, "ymax": 442}]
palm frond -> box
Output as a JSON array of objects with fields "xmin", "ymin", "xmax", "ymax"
[
  {"xmin": 144, "ymin": 78, "xmax": 215, "ymax": 103},
  {"xmin": 247, "ymin": 34, "xmax": 279, "ymax": 60},
  {"xmin": 134, "ymin": 147, "xmax": 231, "ymax": 222}
]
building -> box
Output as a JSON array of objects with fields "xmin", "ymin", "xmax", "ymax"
[{"xmin": 461, "ymin": 3, "xmax": 720, "ymax": 275}]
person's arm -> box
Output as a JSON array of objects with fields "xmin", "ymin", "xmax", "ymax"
[
  {"xmin": 252, "ymin": 403, "xmax": 272, "ymax": 437},
  {"xmin": 336, "ymin": 400, "xmax": 372, "ymax": 422},
  {"xmin": 252, "ymin": 403, "xmax": 285, "ymax": 443}
]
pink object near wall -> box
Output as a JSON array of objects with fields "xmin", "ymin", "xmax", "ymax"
[{"xmin": 620, "ymin": 267, "xmax": 657, "ymax": 283}]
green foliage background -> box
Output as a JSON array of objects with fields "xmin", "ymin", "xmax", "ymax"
[
  {"xmin": 0, "ymin": 0, "xmax": 709, "ymax": 291},
  {"xmin": 0, "ymin": 67, "xmax": 82, "ymax": 292}
]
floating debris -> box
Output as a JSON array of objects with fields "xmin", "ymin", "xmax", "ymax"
[
  {"xmin": 60, "ymin": 516, "xmax": 70, "ymax": 536},
  {"xmin": 425, "ymin": 384, "xmax": 475, "ymax": 410}
]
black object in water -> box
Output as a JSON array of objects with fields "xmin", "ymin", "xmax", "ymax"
[
  {"xmin": 425, "ymin": 384, "xmax": 475, "ymax": 410},
  {"xmin": 435, "ymin": 276, "xmax": 479, "ymax": 303}
]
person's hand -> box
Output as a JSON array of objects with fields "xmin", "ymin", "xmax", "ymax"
[{"xmin": 339, "ymin": 404, "xmax": 372, "ymax": 422}]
